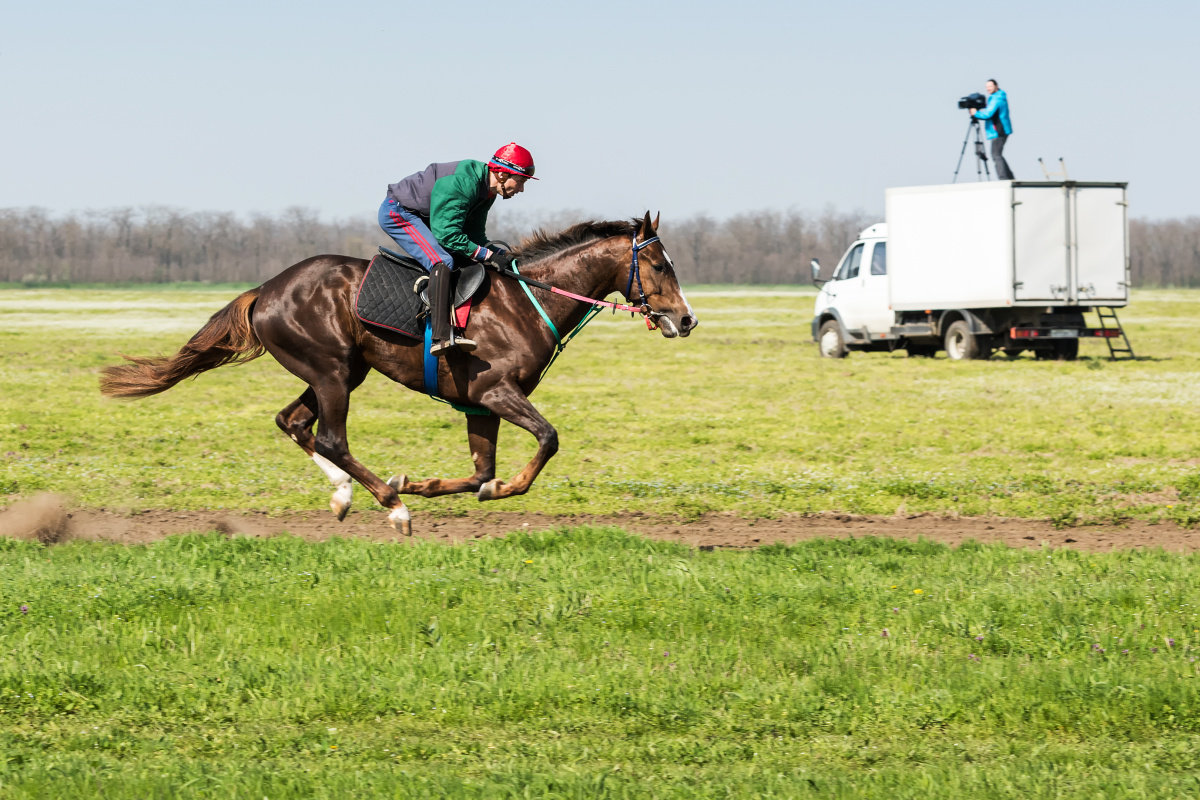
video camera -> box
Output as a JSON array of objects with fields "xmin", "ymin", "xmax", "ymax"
[{"xmin": 957, "ymin": 92, "xmax": 987, "ymax": 110}]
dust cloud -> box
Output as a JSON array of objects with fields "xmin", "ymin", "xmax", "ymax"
[{"xmin": 0, "ymin": 493, "xmax": 74, "ymax": 544}]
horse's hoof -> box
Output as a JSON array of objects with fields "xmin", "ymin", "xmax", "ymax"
[
  {"xmin": 388, "ymin": 505, "xmax": 412, "ymax": 537},
  {"xmin": 477, "ymin": 479, "xmax": 503, "ymax": 501},
  {"xmin": 331, "ymin": 496, "xmax": 350, "ymax": 522},
  {"xmin": 330, "ymin": 482, "xmax": 353, "ymax": 521},
  {"xmin": 387, "ymin": 474, "xmax": 410, "ymax": 493}
]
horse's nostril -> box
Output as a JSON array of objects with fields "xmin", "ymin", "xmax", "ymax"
[{"xmin": 681, "ymin": 315, "xmax": 697, "ymax": 331}]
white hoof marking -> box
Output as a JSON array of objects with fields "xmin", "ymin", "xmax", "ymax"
[
  {"xmin": 330, "ymin": 482, "xmax": 353, "ymax": 520},
  {"xmin": 388, "ymin": 506, "xmax": 412, "ymax": 537}
]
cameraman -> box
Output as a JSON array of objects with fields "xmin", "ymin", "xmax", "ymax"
[{"xmin": 970, "ymin": 79, "xmax": 1014, "ymax": 179}]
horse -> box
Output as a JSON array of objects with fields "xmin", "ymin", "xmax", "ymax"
[{"xmin": 100, "ymin": 212, "xmax": 698, "ymax": 535}]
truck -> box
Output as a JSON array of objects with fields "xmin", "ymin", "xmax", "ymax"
[{"xmin": 810, "ymin": 181, "xmax": 1132, "ymax": 360}]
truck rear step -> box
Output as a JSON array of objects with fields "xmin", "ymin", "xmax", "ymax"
[{"xmin": 1095, "ymin": 306, "xmax": 1136, "ymax": 360}]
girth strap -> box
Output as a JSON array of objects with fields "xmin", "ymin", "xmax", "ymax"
[
  {"xmin": 422, "ymin": 317, "xmax": 438, "ymax": 396},
  {"xmin": 419, "ymin": 317, "xmax": 490, "ymax": 415}
]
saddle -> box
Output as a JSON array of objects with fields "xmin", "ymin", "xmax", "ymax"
[{"xmin": 354, "ymin": 247, "xmax": 486, "ymax": 339}]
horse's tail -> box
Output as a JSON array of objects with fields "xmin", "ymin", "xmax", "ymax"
[{"xmin": 99, "ymin": 289, "xmax": 265, "ymax": 398}]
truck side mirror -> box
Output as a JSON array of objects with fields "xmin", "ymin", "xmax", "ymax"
[{"xmin": 811, "ymin": 258, "xmax": 827, "ymax": 287}]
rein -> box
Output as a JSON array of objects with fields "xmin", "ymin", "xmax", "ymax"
[
  {"xmin": 495, "ymin": 233, "xmax": 662, "ymax": 324},
  {"xmin": 493, "ymin": 233, "xmax": 663, "ymax": 377}
]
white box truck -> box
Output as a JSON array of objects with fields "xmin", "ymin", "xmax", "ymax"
[{"xmin": 810, "ymin": 181, "xmax": 1131, "ymax": 360}]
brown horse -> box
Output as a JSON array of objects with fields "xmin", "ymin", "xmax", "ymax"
[{"xmin": 100, "ymin": 212, "xmax": 697, "ymax": 535}]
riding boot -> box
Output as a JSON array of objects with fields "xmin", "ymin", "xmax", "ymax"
[
  {"xmin": 428, "ymin": 264, "xmax": 477, "ymax": 355},
  {"xmin": 428, "ymin": 263, "xmax": 455, "ymax": 356}
]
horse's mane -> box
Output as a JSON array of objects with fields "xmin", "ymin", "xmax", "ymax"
[{"xmin": 514, "ymin": 219, "xmax": 640, "ymax": 264}]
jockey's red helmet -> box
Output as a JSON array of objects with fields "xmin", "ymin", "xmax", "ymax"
[{"xmin": 489, "ymin": 143, "xmax": 538, "ymax": 180}]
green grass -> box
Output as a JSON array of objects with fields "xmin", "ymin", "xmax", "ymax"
[
  {"xmin": 2, "ymin": 528, "xmax": 1200, "ymax": 798},
  {"xmin": 2, "ymin": 286, "xmax": 1199, "ymax": 525},
  {"xmin": 5, "ymin": 286, "xmax": 1200, "ymax": 797}
]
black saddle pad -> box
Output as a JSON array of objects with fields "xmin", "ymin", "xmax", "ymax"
[{"xmin": 355, "ymin": 252, "xmax": 428, "ymax": 339}]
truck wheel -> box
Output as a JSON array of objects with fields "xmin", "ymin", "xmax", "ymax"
[
  {"xmin": 1053, "ymin": 339, "xmax": 1079, "ymax": 360},
  {"xmin": 944, "ymin": 320, "xmax": 984, "ymax": 361},
  {"xmin": 818, "ymin": 320, "xmax": 848, "ymax": 358}
]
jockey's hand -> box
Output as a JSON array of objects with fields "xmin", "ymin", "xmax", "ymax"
[{"xmin": 485, "ymin": 250, "xmax": 516, "ymax": 270}]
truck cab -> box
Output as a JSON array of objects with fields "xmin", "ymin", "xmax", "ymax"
[{"xmin": 812, "ymin": 224, "xmax": 893, "ymax": 357}]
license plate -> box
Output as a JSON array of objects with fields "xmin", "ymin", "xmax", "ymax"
[{"xmin": 1047, "ymin": 329, "xmax": 1075, "ymax": 338}]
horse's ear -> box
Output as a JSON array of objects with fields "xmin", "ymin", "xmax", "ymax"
[
  {"xmin": 640, "ymin": 211, "xmax": 654, "ymax": 237},
  {"xmin": 652, "ymin": 212, "xmax": 660, "ymax": 232}
]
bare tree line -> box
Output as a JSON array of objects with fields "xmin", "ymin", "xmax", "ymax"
[
  {"xmin": 1128, "ymin": 218, "xmax": 1200, "ymax": 288},
  {"xmin": 1, "ymin": 205, "xmax": 1197, "ymax": 287}
]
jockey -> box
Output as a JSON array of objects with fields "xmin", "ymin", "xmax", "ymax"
[{"xmin": 379, "ymin": 143, "xmax": 537, "ymax": 355}]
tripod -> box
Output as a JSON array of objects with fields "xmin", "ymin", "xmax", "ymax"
[{"xmin": 952, "ymin": 118, "xmax": 992, "ymax": 182}]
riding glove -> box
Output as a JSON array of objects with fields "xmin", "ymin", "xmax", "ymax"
[{"xmin": 485, "ymin": 251, "xmax": 516, "ymax": 270}]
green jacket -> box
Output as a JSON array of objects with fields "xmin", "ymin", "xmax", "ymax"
[
  {"xmin": 431, "ymin": 160, "xmax": 496, "ymax": 260},
  {"xmin": 386, "ymin": 159, "xmax": 495, "ymax": 262}
]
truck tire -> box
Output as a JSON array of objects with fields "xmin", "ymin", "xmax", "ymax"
[
  {"xmin": 943, "ymin": 320, "xmax": 986, "ymax": 360},
  {"xmin": 818, "ymin": 320, "xmax": 848, "ymax": 359},
  {"xmin": 1053, "ymin": 339, "xmax": 1079, "ymax": 360},
  {"xmin": 1035, "ymin": 340, "xmax": 1079, "ymax": 361}
]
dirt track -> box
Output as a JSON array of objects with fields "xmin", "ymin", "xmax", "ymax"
[{"xmin": 2, "ymin": 495, "xmax": 1197, "ymax": 552}]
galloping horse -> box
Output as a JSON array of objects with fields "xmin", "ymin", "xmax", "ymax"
[{"xmin": 100, "ymin": 212, "xmax": 698, "ymax": 535}]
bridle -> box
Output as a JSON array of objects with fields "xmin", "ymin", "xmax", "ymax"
[
  {"xmin": 480, "ymin": 231, "xmax": 671, "ymax": 382},
  {"xmin": 495, "ymin": 232, "xmax": 668, "ymax": 331},
  {"xmin": 624, "ymin": 233, "xmax": 659, "ymax": 316},
  {"xmin": 624, "ymin": 232, "xmax": 678, "ymax": 331}
]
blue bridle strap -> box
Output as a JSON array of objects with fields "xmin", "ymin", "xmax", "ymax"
[{"xmin": 624, "ymin": 235, "xmax": 660, "ymax": 306}]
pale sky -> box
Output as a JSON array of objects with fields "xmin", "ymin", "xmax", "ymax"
[{"xmin": 5, "ymin": 0, "xmax": 1197, "ymax": 224}]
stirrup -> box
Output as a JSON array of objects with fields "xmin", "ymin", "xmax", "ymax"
[
  {"xmin": 430, "ymin": 334, "xmax": 476, "ymax": 356},
  {"xmin": 452, "ymin": 332, "xmax": 477, "ymax": 353}
]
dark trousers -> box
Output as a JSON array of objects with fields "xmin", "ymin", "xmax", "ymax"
[
  {"xmin": 378, "ymin": 197, "xmax": 452, "ymax": 271},
  {"xmin": 991, "ymin": 135, "xmax": 1014, "ymax": 180}
]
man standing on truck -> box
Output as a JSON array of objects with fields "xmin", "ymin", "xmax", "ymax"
[{"xmin": 970, "ymin": 79, "xmax": 1014, "ymax": 180}]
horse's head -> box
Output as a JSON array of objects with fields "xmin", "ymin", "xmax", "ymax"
[{"xmin": 622, "ymin": 212, "xmax": 699, "ymax": 338}]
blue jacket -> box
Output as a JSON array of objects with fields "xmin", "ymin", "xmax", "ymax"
[{"xmin": 973, "ymin": 89, "xmax": 1012, "ymax": 139}]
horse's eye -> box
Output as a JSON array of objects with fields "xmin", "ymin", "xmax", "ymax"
[{"xmin": 651, "ymin": 261, "xmax": 664, "ymax": 273}]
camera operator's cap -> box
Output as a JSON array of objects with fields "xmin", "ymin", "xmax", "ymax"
[{"xmin": 489, "ymin": 143, "xmax": 538, "ymax": 180}]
